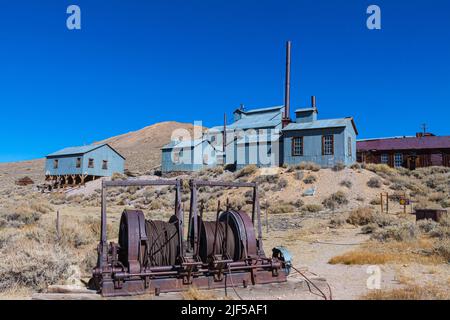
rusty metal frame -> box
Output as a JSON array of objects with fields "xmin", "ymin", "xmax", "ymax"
[
  {"xmin": 92, "ymin": 178, "xmax": 287, "ymax": 297},
  {"xmin": 189, "ymin": 179, "xmax": 263, "ymax": 256},
  {"xmin": 99, "ymin": 179, "xmax": 183, "ymax": 271}
]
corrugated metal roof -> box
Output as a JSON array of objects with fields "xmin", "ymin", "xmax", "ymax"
[
  {"xmin": 357, "ymin": 136, "xmax": 450, "ymax": 151},
  {"xmin": 238, "ymin": 105, "xmax": 284, "ymax": 114},
  {"xmin": 161, "ymin": 139, "xmax": 205, "ymax": 150},
  {"xmin": 47, "ymin": 144, "xmax": 104, "ymax": 157},
  {"xmin": 283, "ymin": 118, "xmax": 355, "ymax": 132},
  {"xmin": 236, "ymin": 134, "xmax": 281, "ymax": 144},
  {"xmin": 223, "ymin": 106, "xmax": 284, "ymax": 130},
  {"xmin": 46, "ymin": 144, "xmax": 125, "ymax": 159}
]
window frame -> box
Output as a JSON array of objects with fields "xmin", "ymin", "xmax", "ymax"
[
  {"xmin": 88, "ymin": 158, "xmax": 95, "ymax": 168},
  {"xmin": 76, "ymin": 157, "xmax": 81, "ymax": 168},
  {"xmin": 322, "ymin": 135, "xmax": 334, "ymax": 156},
  {"xmin": 53, "ymin": 159, "xmax": 59, "ymax": 169},
  {"xmin": 394, "ymin": 153, "xmax": 403, "ymax": 168},
  {"xmin": 102, "ymin": 160, "xmax": 108, "ymax": 170},
  {"xmin": 381, "ymin": 153, "xmax": 389, "ymax": 164},
  {"xmin": 292, "ymin": 137, "xmax": 304, "ymax": 156}
]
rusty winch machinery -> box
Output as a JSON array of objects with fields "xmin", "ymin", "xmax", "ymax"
[{"xmin": 90, "ymin": 179, "xmax": 292, "ymax": 297}]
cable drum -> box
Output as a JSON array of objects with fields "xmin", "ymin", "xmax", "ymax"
[
  {"xmin": 145, "ymin": 219, "xmax": 179, "ymax": 267},
  {"xmin": 192, "ymin": 210, "xmax": 257, "ymax": 263},
  {"xmin": 197, "ymin": 219, "xmax": 236, "ymax": 262}
]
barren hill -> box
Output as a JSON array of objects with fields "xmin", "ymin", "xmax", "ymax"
[
  {"xmin": 96, "ymin": 121, "xmax": 203, "ymax": 173},
  {"xmin": 0, "ymin": 121, "xmax": 202, "ymax": 185}
]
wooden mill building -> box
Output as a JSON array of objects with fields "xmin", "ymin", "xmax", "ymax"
[
  {"xmin": 357, "ymin": 133, "xmax": 450, "ymax": 169},
  {"xmin": 45, "ymin": 144, "xmax": 125, "ymax": 187}
]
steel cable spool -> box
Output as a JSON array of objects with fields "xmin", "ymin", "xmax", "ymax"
[
  {"xmin": 191, "ymin": 210, "xmax": 257, "ymax": 262},
  {"xmin": 118, "ymin": 210, "xmax": 147, "ymax": 273},
  {"xmin": 198, "ymin": 219, "xmax": 235, "ymax": 262},
  {"xmin": 145, "ymin": 218, "xmax": 179, "ymax": 267},
  {"xmin": 219, "ymin": 210, "xmax": 258, "ymax": 260},
  {"xmin": 118, "ymin": 210, "xmax": 180, "ymax": 270}
]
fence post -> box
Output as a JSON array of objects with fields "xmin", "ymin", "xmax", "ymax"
[
  {"xmin": 56, "ymin": 210, "xmax": 61, "ymax": 241},
  {"xmin": 265, "ymin": 199, "xmax": 269, "ymax": 234}
]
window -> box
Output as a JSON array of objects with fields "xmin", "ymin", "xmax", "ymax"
[
  {"xmin": 322, "ymin": 135, "xmax": 334, "ymax": 155},
  {"xmin": 381, "ymin": 154, "xmax": 389, "ymax": 164},
  {"xmin": 394, "ymin": 153, "xmax": 403, "ymax": 168},
  {"xmin": 210, "ymin": 135, "xmax": 216, "ymax": 143},
  {"xmin": 292, "ymin": 137, "xmax": 303, "ymax": 156},
  {"xmin": 88, "ymin": 158, "xmax": 94, "ymax": 168},
  {"xmin": 76, "ymin": 158, "xmax": 81, "ymax": 168},
  {"xmin": 53, "ymin": 159, "xmax": 59, "ymax": 169},
  {"xmin": 102, "ymin": 160, "xmax": 108, "ymax": 170},
  {"xmin": 348, "ymin": 137, "xmax": 352, "ymax": 157},
  {"xmin": 267, "ymin": 144, "xmax": 272, "ymax": 156}
]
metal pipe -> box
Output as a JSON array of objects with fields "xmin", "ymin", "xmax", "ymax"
[
  {"xmin": 311, "ymin": 95, "xmax": 316, "ymax": 109},
  {"xmin": 284, "ymin": 41, "xmax": 291, "ymax": 120}
]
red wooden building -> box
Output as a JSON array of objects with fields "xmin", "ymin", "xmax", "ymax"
[{"xmin": 357, "ymin": 133, "xmax": 450, "ymax": 169}]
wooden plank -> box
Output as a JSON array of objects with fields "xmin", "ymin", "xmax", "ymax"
[{"xmin": 32, "ymin": 293, "xmax": 101, "ymax": 300}]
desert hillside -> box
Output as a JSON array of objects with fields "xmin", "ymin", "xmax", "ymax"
[
  {"xmin": 96, "ymin": 121, "xmax": 204, "ymax": 173},
  {"xmin": 0, "ymin": 121, "xmax": 202, "ymax": 183}
]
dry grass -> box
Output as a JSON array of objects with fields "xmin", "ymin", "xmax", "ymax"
[
  {"xmin": 367, "ymin": 177, "xmax": 382, "ymax": 188},
  {"xmin": 290, "ymin": 162, "xmax": 321, "ymax": 172},
  {"xmin": 361, "ymin": 284, "xmax": 450, "ymax": 300},
  {"xmin": 363, "ymin": 163, "xmax": 397, "ymax": 176},
  {"xmin": 268, "ymin": 201, "xmax": 295, "ymax": 214},
  {"xmin": 329, "ymin": 250, "xmax": 394, "ymax": 265},
  {"xmin": 235, "ymin": 165, "xmax": 258, "ymax": 179},
  {"xmin": 322, "ymin": 191, "xmax": 348, "ymax": 209},
  {"xmin": 0, "ymin": 240, "xmax": 72, "ymax": 291},
  {"xmin": 346, "ymin": 207, "xmax": 374, "ymax": 226},
  {"xmin": 182, "ymin": 287, "xmax": 218, "ymax": 300},
  {"xmin": 303, "ymin": 204, "xmax": 323, "ymax": 213},
  {"xmin": 329, "ymin": 238, "xmax": 446, "ymax": 265},
  {"xmin": 303, "ymin": 174, "xmax": 317, "ymax": 184}
]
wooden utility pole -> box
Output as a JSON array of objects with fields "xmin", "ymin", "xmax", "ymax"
[{"xmin": 56, "ymin": 210, "xmax": 61, "ymax": 241}]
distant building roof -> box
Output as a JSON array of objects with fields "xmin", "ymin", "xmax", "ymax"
[
  {"xmin": 46, "ymin": 144, "xmax": 125, "ymax": 159},
  {"xmin": 235, "ymin": 105, "xmax": 284, "ymax": 115},
  {"xmin": 283, "ymin": 117, "xmax": 358, "ymax": 135},
  {"xmin": 212, "ymin": 105, "xmax": 284, "ymax": 131},
  {"xmin": 161, "ymin": 139, "xmax": 205, "ymax": 150},
  {"xmin": 295, "ymin": 107, "xmax": 317, "ymax": 113},
  {"xmin": 357, "ymin": 135, "xmax": 450, "ymax": 152},
  {"xmin": 236, "ymin": 133, "xmax": 281, "ymax": 144}
]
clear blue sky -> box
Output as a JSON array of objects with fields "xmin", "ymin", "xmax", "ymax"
[{"xmin": 0, "ymin": 0, "xmax": 449, "ymax": 162}]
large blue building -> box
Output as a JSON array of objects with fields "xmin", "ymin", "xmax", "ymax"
[
  {"xmin": 161, "ymin": 97, "xmax": 357, "ymax": 172},
  {"xmin": 45, "ymin": 144, "xmax": 125, "ymax": 186},
  {"xmin": 161, "ymin": 41, "xmax": 358, "ymax": 173}
]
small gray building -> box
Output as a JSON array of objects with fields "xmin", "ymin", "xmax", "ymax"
[{"xmin": 45, "ymin": 144, "xmax": 125, "ymax": 186}]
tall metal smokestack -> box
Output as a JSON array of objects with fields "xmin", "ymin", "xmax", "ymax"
[
  {"xmin": 283, "ymin": 41, "xmax": 292, "ymax": 126},
  {"xmin": 311, "ymin": 96, "xmax": 316, "ymax": 109},
  {"xmin": 223, "ymin": 113, "xmax": 227, "ymax": 164}
]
